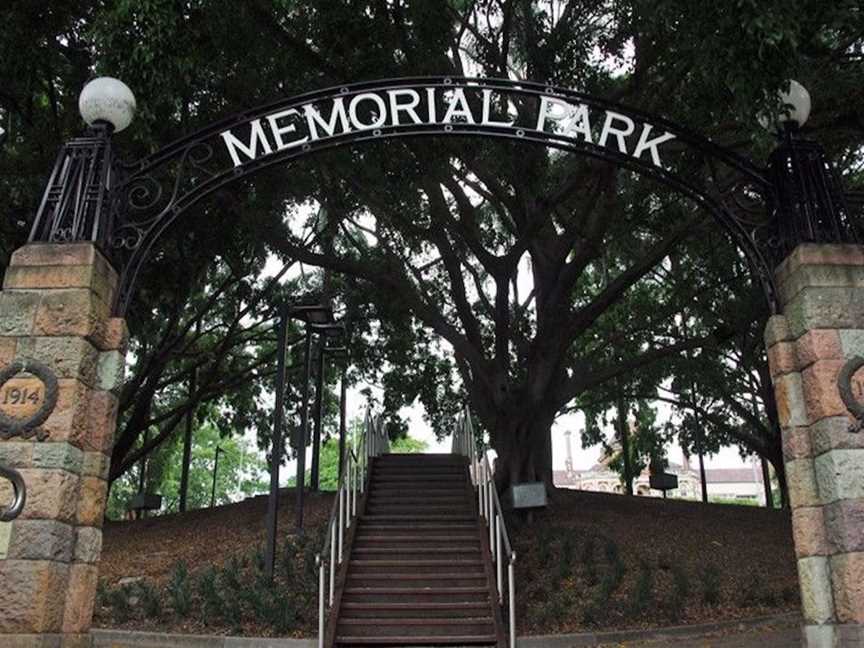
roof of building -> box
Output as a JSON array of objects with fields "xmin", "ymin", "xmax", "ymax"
[{"xmin": 553, "ymin": 464, "xmax": 762, "ymax": 486}]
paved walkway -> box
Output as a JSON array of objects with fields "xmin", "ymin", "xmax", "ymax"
[{"xmin": 600, "ymin": 624, "xmax": 799, "ymax": 647}]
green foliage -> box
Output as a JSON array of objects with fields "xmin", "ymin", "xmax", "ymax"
[
  {"xmin": 137, "ymin": 581, "xmax": 163, "ymax": 620},
  {"xmin": 106, "ymin": 584, "xmax": 134, "ymax": 624},
  {"xmin": 107, "ymin": 423, "xmax": 268, "ymax": 519},
  {"xmin": 668, "ymin": 565, "xmax": 690, "ymax": 621},
  {"xmin": 167, "ymin": 561, "xmax": 193, "ymax": 618}
]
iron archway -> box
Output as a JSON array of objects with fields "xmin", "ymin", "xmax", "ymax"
[{"xmin": 29, "ymin": 76, "xmax": 857, "ymax": 314}]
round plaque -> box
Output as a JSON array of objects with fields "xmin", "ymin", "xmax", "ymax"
[
  {"xmin": 0, "ymin": 359, "xmax": 58, "ymax": 441},
  {"xmin": 838, "ymin": 356, "xmax": 864, "ymax": 433}
]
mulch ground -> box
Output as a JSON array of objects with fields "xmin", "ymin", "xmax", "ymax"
[{"xmin": 96, "ymin": 486, "xmax": 800, "ymax": 637}]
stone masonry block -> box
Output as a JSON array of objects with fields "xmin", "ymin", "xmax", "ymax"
[
  {"xmin": 765, "ymin": 314, "xmax": 794, "ymax": 347},
  {"xmin": 0, "ymin": 292, "xmax": 41, "ymax": 336},
  {"xmin": 23, "ymin": 336, "xmax": 100, "ymax": 386},
  {"xmin": 0, "ymin": 442, "xmax": 34, "ymax": 468},
  {"xmin": 831, "ymin": 552, "xmax": 864, "ymax": 623},
  {"xmin": 777, "ymin": 263, "xmax": 864, "ymax": 305},
  {"xmin": 783, "ymin": 243, "xmax": 864, "ymax": 270},
  {"xmin": 7, "ymin": 519, "xmax": 75, "ymax": 562},
  {"xmin": 3, "ymin": 254, "xmax": 118, "ymax": 309},
  {"xmin": 80, "ymin": 452, "xmax": 110, "ymax": 479},
  {"xmin": 840, "ymin": 329, "xmax": 864, "ymax": 358},
  {"xmin": 786, "ymin": 458, "xmax": 821, "ymax": 508},
  {"xmin": 0, "ymin": 520, "xmax": 11, "ymax": 559},
  {"xmin": 33, "ymin": 289, "xmax": 110, "ymax": 344},
  {"xmin": 40, "ymin": 379, "xmax": 91, "ymax": 448},
  {"xmin": 101, "ymin": 318, "xmax": 129, "ymax": 353},
  {"xmin": 80, "ymin": 451, "xmax": 109, "ymax": 479},
  {"xmin": 835, "ymin": 624, "xmax": 864, "ymax": 645},
  {"xmin": 767, "ymin": 340, "xmax": 798, "ymax": 378},
  {"xmin": 803, "ymin": 624, "xmax": 836, "ymax": 648},
  {"xmin": 811, "ymin": 416, "xmax": 864, "ymax": 455},
  {"xmin": 62, "ymin": 563, "xmax": 99, "ymax": 634},
  {"xmin": 775, "ymin": 372, "xmax": 809, "ymax": 428},
  {"xmin": 0, "ymin": 336, "xmax": 16, "ymax": 365},
  {"xmin": 32, "ymin": 443, "xmax": 83, "ymax": 474},
  {"xmin": 96, "ymin": 350, "xmax": 125, "ymax": 394},
  {"xmin": 785, "ymin": 286, "xmax": 864, "ymax": 339},
  {"xmin": 16, "ymin": 468, "xmax": 79, "ymax": 524},
  {"xmin": 72, "ymin": 526, "xmax": 102, "ymax": 564},
  {"xmin": 824, "ymin": 499, "xmax": 864, "ymax": 554},
  {"xmin": 82, "ymin": 391, "xmax": 118, "ymax": 455},
  {"xmin": 75, "ymin": 476, "xmax": 107, "ymax": 527},
  {"xmin": 815, "ymin": 449, "xmax": 864, "ymax": 504},
  {"xmin": 782, "ymin": 426, "xmax": 813, "ymax": 461},
  {"xmin": 10, "ymin": 243, "xmax": 100, "ymax": 269},
  {"xmin": 802, "ymin": 359, "xmax": 848, "ymax": 423},
  {"xmin": 796, "ymin": 329, "xmax": 844, "ymax": 369},
  {"xmin": 798, "ymin": 555, "xmax": 837, "ymax": 624},
  {"xmin": 0, "ymin": 559, "xmax": 69, "ymax": 633},
  {"xmin": 792, "ymin": 506, "xmax": 830, "ymax": 558}
]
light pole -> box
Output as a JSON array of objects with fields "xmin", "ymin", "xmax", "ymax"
[
  {"xmin": 210, "ymin": 445, "xmax": 223, "ymax": 509},
  {"xmin": 264, "ymin": 300, "xmax": 333, "ymax": 580},
  {"xmin": 309, "ymin": 324, "xmax": 346, "ymax": 491}
]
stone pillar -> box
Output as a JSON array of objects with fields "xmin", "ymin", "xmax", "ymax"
[
  {"xmin": 765, "ymin": 244, "xmax": 864, "ymax": 647},
  {"xmin": 0, "ymin": 243, "xmax": 127, "ymax": 648}
]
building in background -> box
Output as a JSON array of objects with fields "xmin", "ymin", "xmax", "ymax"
[{"xmin": 554, "ymin": 431, "xmax": 767, "ymax": 504}]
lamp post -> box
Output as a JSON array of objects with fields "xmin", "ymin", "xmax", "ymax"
[
  {"xmin": 210, "ymin": 445, "xmax": 223, "ymax": 508},
  {"xmin": 264, "ymin": 300, "xmax": 333, "ymax": 580},
  {"xmin": 309, "ymin": 323, "xmax": 346, "ymax": 491}
]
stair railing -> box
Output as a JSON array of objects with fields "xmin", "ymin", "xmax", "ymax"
[
  {"xmin": 452, "ymin": 407, "xmax": 516, "ymax": 648},
  {"xmin": 316, "ymin": 406, "xmax": 388, "ymax": 648},
  {"xmin": 0, "ymin": 462, "xmax": 26, "ymax": 522}
]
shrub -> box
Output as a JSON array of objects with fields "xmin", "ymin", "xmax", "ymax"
[
  {"xmin": 197, "ymin": 567, "xmax": 223, "ymax": 623},
  {"xmin": 580, "ymin": 536, "xmax": 598, "ymax": 586},
  {"xmin": 167, "ymin": 561, "xmax": 193, "ymax": 617},
  {"xmin": 668, "ymin": 565, "xmax": 690, "ymax": 621},
  {"xmin": 701, "ymin": 564, "xmax": 721, "ymax": 606},
  {"xmin": 630, "ymin": 561, "xmax": 654, "ymax": 615},
  {"xmin": 558, "ymin": 536, "xmax": 575, "ymax": 581},
  {"xmin": 137, "ymin": 580, "xmax": 162, "ymax": 619},
  {"xmin": 106, "ymin": 584, "xmax": 133, "ymax": 624}
]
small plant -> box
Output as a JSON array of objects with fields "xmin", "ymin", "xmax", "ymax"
[
  {"xmin": 558, "ymin": 535, "xmax": 575, "ymax": 581},
  {"xmin": 106, "ymin": 584, "xmax": 133, "ymax": 624},
  {"xmin": 197, "ymin": 567, "xmax": 223, "ymax": 623},
  {"xmin": 536, "ymin": 527, "xmax": 553, "ymax": 567},
  {"xmin": 137, "ymin": 580, "xmax": 162, "ymax": 619},
  {"xmin": 167, "ymin": 561, "xmax": 193, "ymax": 617},
  {"xmin": 630, "ymin": 561, "xmax": 654, "ymax": 616},
  {"xmin": 668, "ymin": 565, "xmax": 690, "ymax": 621},
  {"xmin": 701, "ymin": 564, "xmax": 721, "ymax": 606},
  {"xmin": 580, "ymin": 536, "xmax": 598, "ymax": 586}
]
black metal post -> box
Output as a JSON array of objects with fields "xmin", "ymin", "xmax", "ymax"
[
  {"xmin": 210, "ymin": 446, "xmax": 222, "ymax": 509},
  {"xmin": 761, "ymin": 457, "xmax": 775, "ymax": 508},
  {"xmin": 696, "ymin": 430, "xmax": 708, "ymax": 504},
  {"xmin": 338, "ymin": 365, "xmax": 347, "ymax": 480},
  {"xmin": 265, "ymin": 309, "xmax": 289, "ymax": 580},
  {"xmin": 179, "ymin": 368, "xmax": 197, "ymax": 513},
  {"xmin": 295, "ymin": 329, "xmax": 314, "ymax": 532},
  {"xmin": 137, "ymin": 430, "xmax": 148, "ymax": 520},
  {"xmin": 310, "ymin": 340, "xmax": 326, "ymax": 491}
]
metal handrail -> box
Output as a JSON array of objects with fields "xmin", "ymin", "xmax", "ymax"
[
  {"xmin": 452, "ymin": 407, "xmax": 516, "ymax": 648},
  {"xmin": 315, "ymin": 406, "xmax": 389, "ymax": 648},
  {"xmin": 0, "ymin": 463, "xmax": 26, "ymax": 522}
]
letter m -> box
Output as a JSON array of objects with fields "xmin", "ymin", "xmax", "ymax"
[{"xmin": 220, "ymin": 119, "xmax": 273, "ymax": 167}]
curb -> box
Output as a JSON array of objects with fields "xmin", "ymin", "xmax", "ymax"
[{"xmin": 92, "ymin": 613, "xmax": 801, "ymax": 648}]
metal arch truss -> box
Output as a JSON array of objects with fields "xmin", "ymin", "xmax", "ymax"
[{"xmin": 28, "ymin": 76, "xmax": 859, "ymax": 315}]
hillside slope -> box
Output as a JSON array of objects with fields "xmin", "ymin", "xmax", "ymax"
[{"xmin": 96, "ymin": 486, "xmax": 799, "ymax": 637}]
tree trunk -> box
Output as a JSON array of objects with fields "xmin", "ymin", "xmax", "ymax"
[{"xmin": 490, "ymin": 412, "xmax": 555, "ymax": 494}]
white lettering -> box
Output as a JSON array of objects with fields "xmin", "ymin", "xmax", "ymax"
[
  {"xmin": 598, "ymin": 111, "xmax": 635, "ymax": 154},
  {"xmin": 349, "ymin": 93, "xmax": 387, "ymax": 130},
  {"xmin": 304, "ymin": 98, "xmax": 350, "ymax": 139},
  {"xmin": 266, "ymin": 109, "xmax": 308, "ymax": 150},
  {"xmin": 426, "ymin": 87, "xmax": 437, "ymax": 123},
  {"xmin": 220, "ymin": 119, "xmax": 273, "ymax": 167},
  {"xmin": 481, "ymin": 89, "xmax": 514, "ymax": 127},
  {"xmin": 388, "ymin": 89, "xmax": 423, "ymax": 126},
  {"xmin": 632, "ymin": 124, "xmax": 676, "ymax": 168},
  {"xmin": 442, "ymin": 88, "xmax": 476, "ymax": 124},
  {"xmin": 535, "ymin": 96, "xmax": 572, "ymax": 131},
  {"xmin": 565, "ymin": 104, "xmax": 593, "ymax": 143}
]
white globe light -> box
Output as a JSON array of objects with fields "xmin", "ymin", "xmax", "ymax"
[
  {"xmin": 78, "ymin": 77, "xmax": 136, "ymax": 132},
  {"xmin": 777, "ymin": 79, "xmax": 811, "ymax": 128}
]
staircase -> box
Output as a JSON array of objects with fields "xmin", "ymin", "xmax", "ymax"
[{"xmin": 327, "ymin": 453, "xmax": 506, "ymax": 647}]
